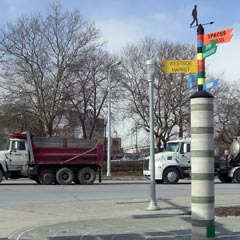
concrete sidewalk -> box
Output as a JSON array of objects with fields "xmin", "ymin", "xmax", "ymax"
[{"xmin": 3, "ymin": 195, "xmax": 240, "ymax": 240}]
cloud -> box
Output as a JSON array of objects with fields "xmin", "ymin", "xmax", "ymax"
[
  {"xmin": 97, "ymin": 18, "xmax": 146, "ymax": 53},
  {"xmin": 95, "ymin": 10, "xmax": 194, "ymax": 53}
]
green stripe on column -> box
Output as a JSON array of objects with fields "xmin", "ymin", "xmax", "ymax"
[
  {"xmin": 191, "ymin": 127, "xmax": 213, "ymax": 134},
  {"xmin": 191, "ymin": 173, "xmax": 215, "ymax": 180},
  {"xmin": 191, "ymin": 104, "xmax": 213, "ymax": 111},
  {"xmin": 197, "ymin": 72, "xmax": 205, "ymax": 78},
  {"xmin": 192, "ymin": 196, "xmax": 214, "ymax": 204},
  {"xmin": 191, "ymin": 150, "xmax": 214, "ymax": 157}
]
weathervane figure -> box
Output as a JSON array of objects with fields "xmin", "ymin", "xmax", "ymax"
[{"xmin": 190, "ymin": 5, "xmax": 198, "ymax": 27}]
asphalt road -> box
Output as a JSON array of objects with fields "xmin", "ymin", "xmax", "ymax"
[{"xmin": 0, "ymin": 178, "xmax": 239, "ymax": 207}]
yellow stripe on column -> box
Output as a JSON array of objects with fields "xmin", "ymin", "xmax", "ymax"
[
  {"xmin": 197, "ymin": 78, "xmax": 204, "ymax": 85},
  {"xmin": 197, "ymin": 53, "xmax": 203, "ymax": 60}
]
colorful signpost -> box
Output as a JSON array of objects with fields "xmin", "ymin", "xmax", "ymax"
[
  {"xmin": 161, "ymin": 59, "xmax": 197, "ymax": 73},
  {"xmin": 191, "ymin": 24, "xmax": 233, "ymax": 240},
  {"xmin": 203, "ymin": 28, "xmax": 233, "ymax": 45},
  {"xmin": 161, "ymin": 27, "xmax": 233, "ymax": 93},
  {"xmin": 158, "ymin": 7, "xmax": 234, "ymax": 237}
]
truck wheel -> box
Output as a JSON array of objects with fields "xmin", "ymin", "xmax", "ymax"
[
  {"xmin": 233, "ymin": 169, "xmax": 240, "ymax": 183},
  {"xmin": 78, "ymin": 167, "xmax": 96, "ymax": 185},
  {"xmin": 56, "ymin": 167, "xmax": 73, "ymax": 185},
  {"xmin": 39, "ymin": 169, "xmax": 55, "ymax": 185},
  {"xmin": 163, "ymin": 167, "xmax": 180, "ymax": 184},
  {"xmin": 218, "ymin": 173, "xmax": 232, "ymax": 183},
  {"xmin": 0, "ymin": 169, "xmax": 3, "ymax": 183}
]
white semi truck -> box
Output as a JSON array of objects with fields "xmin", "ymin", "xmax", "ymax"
[
  {"xmin": 143, "ymin": 138, "xmax": 191, "ymax": 184},
  {"xmin": 217, "ymin": 136, "xmax": 240, "ymax": 183},
  {"xmin": 143, "ymin": 136, "xmax": 240, "ymax": 184}
]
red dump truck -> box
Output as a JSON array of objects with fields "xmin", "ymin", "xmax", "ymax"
[{"xmin": 0, "ymin": 131, "xmax": 103, "ymax": 185}]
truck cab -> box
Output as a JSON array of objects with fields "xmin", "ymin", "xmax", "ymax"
[
  {"xmin": 0, "ymin": 137, "xmax": 29, "ymax": 179},
  {"xmin": 143, "ymin": 138, "xmax": 191, "ymax": 184}
]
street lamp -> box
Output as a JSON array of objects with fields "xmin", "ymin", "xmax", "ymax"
[
  {"xmin": 146, "ymin": 59, "xmax": 160, "ymax": 210},
  {"xmin": 107, "ymin": 61, "xmax": 121, "ymax": 177}
]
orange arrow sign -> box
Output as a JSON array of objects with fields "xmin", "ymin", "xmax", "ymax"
[{"xmin": 204, "ymin": 28, "xmax": 233, "ymax": 45}]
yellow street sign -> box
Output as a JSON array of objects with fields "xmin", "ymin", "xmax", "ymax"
[{"xmin": 161, "ymin": 60, "xmax": 197, "ymax": 73}]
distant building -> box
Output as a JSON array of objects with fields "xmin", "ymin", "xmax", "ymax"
[
  {"xmin": 64, "ymin": 110, "xmax": 123, "ymax": 158},
  {"xmin": 66, "ymin": 110, "xmax": 105, "ymax": 142},
  {"xmin": 111, "ymin": 137, "xmax": 122, "ymax": 155}
]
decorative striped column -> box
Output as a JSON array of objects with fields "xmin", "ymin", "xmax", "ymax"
[{"xmin": 191, "ymin": 24, "xmax": 215, "ymax": 239}]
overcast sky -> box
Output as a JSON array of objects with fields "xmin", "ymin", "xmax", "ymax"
[
  {"xmin": 0, "ymin": 0, "xmax": 239, "ymax": 147},
  {"xmin": 1, "ymin": 0, "xmax": 239, "ymax": 82}
]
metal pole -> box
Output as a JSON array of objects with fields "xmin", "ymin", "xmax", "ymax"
[
  {"xmin": 146, "ymin": 59, "xmax": 160, "ymax": 211},
  {"xmin": 135, "ymin": 124, "xmax": 138, "ymax": 153},
  {"xmin": 107, "ymin": 61, "xmax": 121, "ymax": 177}
]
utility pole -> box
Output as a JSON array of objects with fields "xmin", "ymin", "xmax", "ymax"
[{"xmin": 107, "ymin": 61, "xmax": 121, "ymax": 177}]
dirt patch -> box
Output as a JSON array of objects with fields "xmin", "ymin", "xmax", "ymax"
[{"xmin": 216, "ymin": 206, "xmax": 240, "ymax": 217}]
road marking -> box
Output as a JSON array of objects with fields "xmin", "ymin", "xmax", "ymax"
[
  {"xmin": 16, "ymin": 225, "xmax": 42, "ymax": 240},
  {"xmin": 8, "ymin": 224, "xmax": 45, "ymax": 240}
]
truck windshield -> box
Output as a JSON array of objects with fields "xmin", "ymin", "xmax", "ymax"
[
  {"xmin": 6, "ymin": 140, "xmax": 26, "ymax": 151},
  {"xmin": 166, "ymin": 142, "xmax": 180, "ymax": 152}
]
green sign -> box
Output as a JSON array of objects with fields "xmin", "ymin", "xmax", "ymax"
[{"xmin": 202, "ymin": 40, "xmax": 217, "ymax": 59}]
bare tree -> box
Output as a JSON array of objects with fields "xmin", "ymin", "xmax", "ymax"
[
  {"xmin": 64, "ymin": 50, "xmax": 121, "ymax": 140},
  {"xmin": 214, "ymin": 80, "xmax": 240, "ymax": 145},
  {"xmin": 0, "ymin": 3, "xmax": 101, "ymax": 136},
  {"xmin": 120, "ymin": 37, "xmax": 195, "ymax": 150}
]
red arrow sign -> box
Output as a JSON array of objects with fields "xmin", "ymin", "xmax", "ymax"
[{"xmin": 204, "ymin": 28, "xmax": 233, "ymax": 45}]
